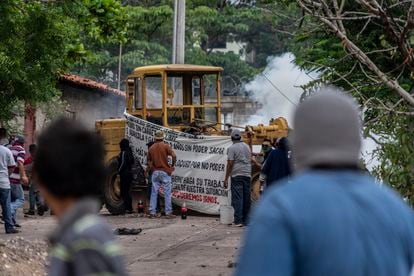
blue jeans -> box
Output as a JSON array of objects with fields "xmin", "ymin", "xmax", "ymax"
[
  {"xmin": 231, "ymin": 176, "xmax": 251, "ymax": 225},
  {"xmin": 29, "ymin": 182, "xmax": 44, "ymax": 211},
  {"xmin": 150, "ymin": 171, "xmax": 172, "ymax": 215},
  {"xmin": 10, "ymin": 184, "xmax": 24, "ymax": 223},
  {"xmin": 0, "ymin": 188, "xmax": 14, "ymax": 231},
  {"xmin": 29, "ymin": 182, "xmax": 36, "ymax": 210}
]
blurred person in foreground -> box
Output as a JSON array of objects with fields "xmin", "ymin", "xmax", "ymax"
[
  {"xmin": 236, "ymin": 90, "xmax": 414, "ymax": 276},
  {"xmin": 118, "ymin": 138, "xmax": 134, "ymax": 214},
  {"xmin": 33, "ymin": 118, "xmax": 126, "ymax": 276}
]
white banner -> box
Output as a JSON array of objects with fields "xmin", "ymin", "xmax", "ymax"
[{"xmin": 125, "ymin": 113, "xmax": 232, "ymax": 214}]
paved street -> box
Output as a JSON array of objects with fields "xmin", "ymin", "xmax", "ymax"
[{"xmin": 0, "ymin": 211, "xmax": 243, "ymax": 276}]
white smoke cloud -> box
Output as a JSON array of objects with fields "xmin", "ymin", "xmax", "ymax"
[
  {"xmin": 244, "ymin": 53, "xmax": 313, "ymax": 126},
  {"xmin": 244, "ymin": 54, "xmax": 380, "ymax": 170}
]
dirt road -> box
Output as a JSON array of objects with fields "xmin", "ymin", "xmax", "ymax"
[{"xmin": 0, "ymin": 211, "xmax": 243, "ymax": 276}]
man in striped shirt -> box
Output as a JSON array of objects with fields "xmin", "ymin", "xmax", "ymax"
[{"xmin": 9, "ymin": 136, "xmax": 28, "ymax": 227}]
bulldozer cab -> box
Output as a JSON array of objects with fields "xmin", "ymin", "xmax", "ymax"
[{"xmin": 126, "ymin": 64, "xmax": 223, "ymax": 134}]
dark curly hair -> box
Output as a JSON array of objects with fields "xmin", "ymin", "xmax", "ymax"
[{"xmin": 34, "ymin": 118, "xmax": 105, "ymax": 198}]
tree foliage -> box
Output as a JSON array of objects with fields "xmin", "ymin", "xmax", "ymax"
[
  {"xmin": 0, "ymin": 0, "xmax": 126, "ymax": 121},
  {"xmin": 283, "ymin": 0, "xmax": 414, "ymax": 203},
  {"xmin": 74, "ymin": 0, "xmax": 295, "ymax": 89}
]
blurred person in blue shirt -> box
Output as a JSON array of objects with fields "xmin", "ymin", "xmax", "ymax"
[{"xmin": 236, "ymin": 89, "xmax": 414, "ymax": 276}]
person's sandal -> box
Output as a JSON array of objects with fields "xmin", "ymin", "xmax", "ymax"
[
  {"xmin": 229, "ymin": 223, "xmax": 243, "ymax": 227},
  {"xmin": 165, "ymin": 214, "xmax": 176, "ymax": 219},
  {"xmin": 146, "ymin": 213, "xmax": 162, "ymax": 219}
]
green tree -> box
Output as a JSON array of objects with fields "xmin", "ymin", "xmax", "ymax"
[
  {"xmin": 0, "ymin": 0, "xmax": 126, "ymax": 121},
  {"xmin": 284, "ymin": 0, "xmax": 414, "ymax": 203},
  {"xmin": 73, "ymin": 4, "xmax": 172, "ymax": 86},
  {"xmin": 74, "ymin": 0, "xmax": 295, "ymax": 89}
]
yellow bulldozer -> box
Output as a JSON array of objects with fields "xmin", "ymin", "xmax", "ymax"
[{"xmin": 96, "ymin": 64, "xmax": 289, "ymax": 215}]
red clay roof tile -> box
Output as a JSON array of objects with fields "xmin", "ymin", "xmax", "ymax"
[{"xmin": 60, "ymin": 74, "xmax": 125, "ymax": 97}]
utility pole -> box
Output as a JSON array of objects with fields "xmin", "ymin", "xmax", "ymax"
[
  {"xmin": 172, "ymin": 0, "xmax": 185, "ymax": 64},
  {"xmin": 117, "ymin": 43, "xmax": 122, "ymax": 90}
]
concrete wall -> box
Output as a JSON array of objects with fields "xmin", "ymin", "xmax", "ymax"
[
  {"xmin": 221, "ymin": 96, "xmax": 262, "ymax": 127},
  {"xmin": 211, "ymin": 41, "xmax": 247, "ymax": 61},
  {"xmin": 58, "ymin": 83, "xmax": 125, "ymax": 128}
]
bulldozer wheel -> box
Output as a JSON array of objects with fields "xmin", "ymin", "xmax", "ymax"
[
  {"xmin": 250, "ymin": 172, "xmax": 262, "ymax": 204},
  {"xmin": 104, "ymin": 158, "xmax": 126, "ymax": 215}
]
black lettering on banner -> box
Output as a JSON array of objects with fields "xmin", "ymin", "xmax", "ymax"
[
  {"xmin": 172, "ymin": 176, "xmax": 196, "ymax": 186},
  {"xmin": 205, "ymin": 188, "xmax": 228, "ymax": 197},
  {"xmin": 175, "ymin": 160, "xmax": 191, "ymax": 168},
  {"xmin": 191, "ymin": 161, "xmax": 200, "ymax": 169},
  {"xmin": 203, "ymin": 179, "xmax": 225, "ymax": 188},
  {"xmin": 208, "ymin": 146, "xmax": 225, "ymax": 155},
  {"xmin": 209, "ymin": 163, "xmax": 225, "ymax": 172},
  {"xmin": 174, "ymin": 160, "xmax": 225, "ymax": 172},
  {"xmin": 186, "ymin": 185, "xmax": 205, "ymax": 194},
  {"xmin": 128, "ymin": 129, "xmax": 145, "ymax": 141},
  {"xmin": 127, "ymin": 115, "xmax": 229, "ymax": 157},
  {"xmin": 192, "ymin": 145, "xmax": 208, "ymax": 153},
  {"xmin": 196, "ymin": 178, "xmax": 203, "ymax": 186},
  {"xmin": 126, "ymin": 114, "xmax": 231, "ymax": 204}
]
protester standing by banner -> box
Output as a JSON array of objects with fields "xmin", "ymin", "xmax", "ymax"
[
  {"xmin": 147, "ymin": 130, "xmax": 176, "ymax": 218},
  {"xmin": 125, "ymin": 113, "xmax": 232, "ymax": 215}
]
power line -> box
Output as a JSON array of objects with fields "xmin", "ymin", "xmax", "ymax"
[
  {"xmin": 293, "ymin": 70, "xmax": 303, "ymax": 87},
  {"xmin": 260, "ymin": 73, "xmax": 298, "ymax": 106}
]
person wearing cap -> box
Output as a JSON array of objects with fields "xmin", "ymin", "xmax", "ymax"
[
  {"xmin": 236, "ymin": 89, "xmax": 414, "ymax": 276},
  {"xmin": 9, "ymin": 135, "xmax": 28, "ymax": 227},
  {"xmin": 224, "ymin": 129, "xmax": 252, "ymax": 227},
  {"xmin": 147, "ymin": 130, "xmax": 177, "ymax": 219}
]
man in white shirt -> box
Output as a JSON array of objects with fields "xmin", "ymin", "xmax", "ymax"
[
  {"xmin": 224, "ymin": 129, "xmax": 252, "ymax": 227},
  {"xmin": 0, "ymin": 144, "xmax": 18, "ymax": 233}
]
